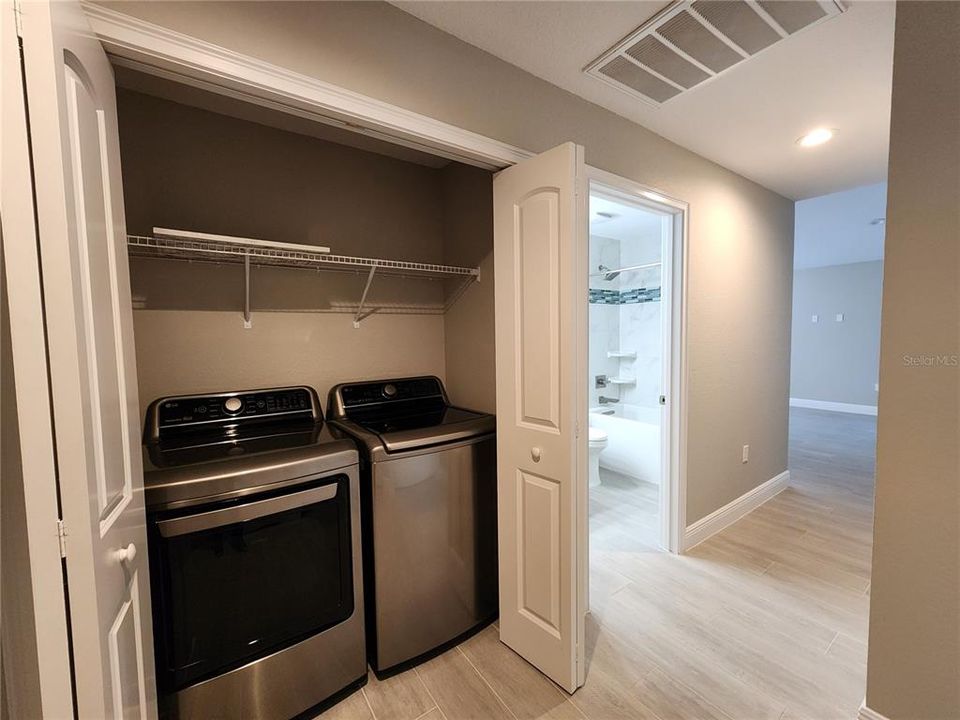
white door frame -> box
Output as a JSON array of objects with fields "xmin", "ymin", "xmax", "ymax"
[{"xmin": 585, "ymin": 168, "xmax": 689, "ymax": 554}]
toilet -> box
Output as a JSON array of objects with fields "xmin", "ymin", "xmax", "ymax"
[{"xmin": 588, "ymin": 427, "xmax": 608, "ymax": 488}]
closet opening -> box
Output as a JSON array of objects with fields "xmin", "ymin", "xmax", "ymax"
[{"xmin": 113, "ymin": 66, "xmax": 497, "ymax": 416}]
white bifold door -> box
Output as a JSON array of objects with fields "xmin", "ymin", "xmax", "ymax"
[
  {"xmin": 494, "ymin": 142, "xmax": 588, "ymax": 693},
  {"xmin": 10, "ymin": 1, "xmax": 158, "ymax": 717}
]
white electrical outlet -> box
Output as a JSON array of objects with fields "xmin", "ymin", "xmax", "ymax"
[
  {"xmin": 742, "ymin": 444, "xmax": 749, "ymax": 463},
  {"xmin": 836, "ymin": 313, "xmax": 844, "ymax": 322},
  {"xmin": 811, "ymin": 314, "xmax": 819, "ymax": 323}
]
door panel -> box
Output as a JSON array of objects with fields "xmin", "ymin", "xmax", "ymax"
[
  {"xmin": 518, "ymin": 470, "xmax": 561, "ymax": 634},
  {"xmin": 108, "ymin": 579, "xmax": 148, "ymax": 720},
  {"xmin": 516, "ymin": 188, "xmax": 561, "ymax": 430},
  {"xmin": 64, "ymin": 64, "xmax": 133, "ymax": 527},
  {"xmin": 20, "ymin": 1, "xmax": 157, "ymax": 717},
  {"xmin": 494, "ymin": 142, "xmax": 586, "ymax": 693}
]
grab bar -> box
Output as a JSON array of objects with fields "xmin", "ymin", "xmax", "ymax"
[{"xmin": 157, "ymin": 482, "xmax": 337, "ymax": 537}]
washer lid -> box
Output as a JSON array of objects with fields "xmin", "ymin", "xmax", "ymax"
[{"xmin": 365, "ymin": 408, "xmax": 496, "ymax": 454}]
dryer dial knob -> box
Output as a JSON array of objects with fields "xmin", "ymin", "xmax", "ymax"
[
  {"xmin": 224, "ymin": 397, "xmax": 243, "ymax": 413},
  {"xmin": 382, "ymin": 384, "xmax": 397, "ymax": 398}
]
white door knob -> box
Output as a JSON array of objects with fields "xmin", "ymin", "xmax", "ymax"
[
  {"xmin": 115, "ymin": 543, "xmax": 137, "ymax": 564},
  {"xmin": 531, "ymin": 447, "xmax": 542, "ymax": 462}
]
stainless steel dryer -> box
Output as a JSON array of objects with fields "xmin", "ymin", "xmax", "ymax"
[
  {"xmin": 142, "ymin": 386, "xmax": 366, "ymax": 720},
  {"xmin": 326, "ymin": 376, "xmax": 497, "ymax": 677}
]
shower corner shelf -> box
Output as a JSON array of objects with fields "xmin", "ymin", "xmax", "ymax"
[
  {"xmin": 607, "ymin": 377, "xmax": 636, "ymax": 386},
  {"xmin": 606, "ymin": 350, "xmax": 636, "ymax": 359},
  {"xmin": 127, "ymin": 228, "xmax": 481, "ymax": 328}
]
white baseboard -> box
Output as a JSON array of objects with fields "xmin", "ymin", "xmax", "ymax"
[
  {"xmin": 682, "ymin": 470, "xmax": 790, "ymax": 551},
  {"xmin": 790, "ymin": 397, "xmax": 878, "ymax": 416},
  {"xmin": 858, "ymin": 701, "xmax": 890, "ymax": 720}
]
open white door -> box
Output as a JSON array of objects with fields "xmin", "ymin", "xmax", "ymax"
[
  {"xmin": 494, "ymin": 142, "xmax": 587, "ymax": 693},
  {"xmin": 17, "ymin": 2, "xmax": 158, "ymax": 717}
]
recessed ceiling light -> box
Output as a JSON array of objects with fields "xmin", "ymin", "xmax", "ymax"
[
  {"xmin": 870, "ymin": 217, "xmax": 886, "ymax": 226},
  {"xmin": 796, "ymin": 128, "xmax": 835, "ymax": 148}
]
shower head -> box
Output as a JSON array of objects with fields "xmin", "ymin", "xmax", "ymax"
[{"xmin": 598, "ymin": 264, "xmax": 621, "ymax": 281}]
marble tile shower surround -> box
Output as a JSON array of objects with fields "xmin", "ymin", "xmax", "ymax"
[
  {"xmin": 589, "ymin": 236, "xmax": 621, "ymax": 407},
  {"xmin": 589, "ymin": 237, "xmax": 662, "ymax": 410}
]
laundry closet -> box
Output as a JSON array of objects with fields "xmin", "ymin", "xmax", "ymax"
[
  {"xmin": 114, "ymin": 69, "xmax": 497, "ymax": 416},
  {"xmin": 111, "ymin": 67, "xmax": 500, "ymax": 718}
]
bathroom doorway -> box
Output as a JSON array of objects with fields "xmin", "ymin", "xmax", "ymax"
[{"xmin": 585, "ymin": 170, "xmax": 687, "ymax": 556}]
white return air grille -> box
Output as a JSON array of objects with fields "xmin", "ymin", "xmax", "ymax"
[{"xmin": 585, "ymin": 0, "xmax": 845, "ymax": 106}]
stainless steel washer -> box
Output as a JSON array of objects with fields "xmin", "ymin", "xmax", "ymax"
[
  {"xmin": 142, "ymin": 386, "xmax": 366, "ymax": 720},
  {"xmin": 326, "ymin": 376, "xmax": 498, "ymax": 677}
]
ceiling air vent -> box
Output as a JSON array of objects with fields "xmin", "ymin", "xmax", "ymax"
[{"xmin": 586, "ymin": 0, "xmax": 845, "ymax": 107}]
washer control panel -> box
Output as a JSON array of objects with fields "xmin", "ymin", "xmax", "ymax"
[
  {"xmin": 146, "ymin": 387, "xmax": 318, "ymax": 441},
  {"xmin": 338, "ymin": 377, "xmax": 443, "ymax": 409}
]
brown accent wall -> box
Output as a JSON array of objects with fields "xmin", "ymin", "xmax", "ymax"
[{"xmin": 117, "ymin": 90, "xmax": 494, "ymax": 412}]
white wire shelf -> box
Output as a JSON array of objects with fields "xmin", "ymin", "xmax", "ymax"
[
  {"xmin": 127, "ymin": 229, "xmax": 480, "ymax": 327},
  {"xmin": 128, "ymin": 232, "xmax": 480, "ymax": 280}
]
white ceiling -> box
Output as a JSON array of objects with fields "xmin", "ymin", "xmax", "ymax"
[
  {"xmin": 393, "ymin": 1, "xmax": 895, "ymax": 200},
  {"xmin": 794, "ymin": 181, "xmax": 886, "ymax": 269},
  {"xmin": 590, "ymin": 194, "xmax": 663, "ymax": 265},
  {"xmin": 590, "ymin": 195, "xmax": 663, "ymax": 242}
]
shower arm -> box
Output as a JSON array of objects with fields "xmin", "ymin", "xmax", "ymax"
[{"xmin": 588, "ymin": 261, "xmax": 661, "ymax": 278}]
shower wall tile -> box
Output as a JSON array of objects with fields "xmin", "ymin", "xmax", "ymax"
[
  {"xmin": 589, "ymin": 303, "xmax": 620, "ymax": 407},
  {"xmin": 589, "ymin": 235, "xmax": 621, "ymax": 291},
  {"xmin": 589, "ymin": 235, "xmax": 663, "ymax": 410},
  {"xmin": 620, "ymin": 299, "xmax": 662, "ymax": 408}
]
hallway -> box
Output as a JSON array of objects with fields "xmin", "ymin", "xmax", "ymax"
[
  {"xmin": 322, "ymin": 408, "xmax": 876, "ymax": 720},
  {"xmin": 584, "ymin": 407, "xmax": 875, "ymax": 719}
]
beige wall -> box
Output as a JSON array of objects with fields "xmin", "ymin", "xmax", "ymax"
[
  {"xmin": 866, "ymin": 3, "xmax": 960, "ymax": 718},
  {"xmin": 118, "ymin": 90, "xmax": 476, "ymax": 411},
  {"xmin": 101, "ymin": 1, "xmax": 795, "ymax": 524},
  {"xmin": 790, "ymin": 260, "xmax": 884, "ymax": 407}
]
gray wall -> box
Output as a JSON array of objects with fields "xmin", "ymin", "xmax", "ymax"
[
  {"xmin": 866, "ymin": 2, "xmax": 960, "ymax": 718},
  {"xmin": 98, "ymin": 0, "xmax": 795, "ymax": 525},
  {"xmin": 790, "ymin": 261, "xmax": 883, "ymax": 407}
]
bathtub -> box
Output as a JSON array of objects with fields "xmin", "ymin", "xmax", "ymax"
[{"xmin": 589, "ymin": 404, "xmax": 661, "ymax": 485}]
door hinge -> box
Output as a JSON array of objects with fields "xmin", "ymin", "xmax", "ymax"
[
  {"xmin": 56, "ymin": 519, "xmax": 67, "ymax": 558},
  {"xmin": 659, "ymin": 395, "xmax": 667, "ymax": 406}
]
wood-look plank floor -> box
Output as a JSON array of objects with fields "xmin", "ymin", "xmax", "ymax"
[{"xmin": 318, "ymin": 408, "xmax": 875, "ymax": 720}]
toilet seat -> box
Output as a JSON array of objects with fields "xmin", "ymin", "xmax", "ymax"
[{"xmin": 588, "ymin": 427, "xmax": 608, "ymax": 446}]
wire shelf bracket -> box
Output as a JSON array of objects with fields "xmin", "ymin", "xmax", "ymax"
[{"xmin": 127, "ymin": 229, "xmax": 481, "ymax": 328}]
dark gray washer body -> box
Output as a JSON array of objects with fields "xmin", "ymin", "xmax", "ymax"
[{"xmin": 327, "ymin": 377, "xmax": 498, "ymax": 675}]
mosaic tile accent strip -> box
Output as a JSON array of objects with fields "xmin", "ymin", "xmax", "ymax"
[
  {"xmin": 621, "ymin": 287, "xmax": 661, "ymax": 304},
  {"xmin": 588, "ymin": 288, "xmax": 621, "ymax": 304},
  {"xmin": 589, "ymin": 286, "xmax": 661, "ymax": 305}
]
